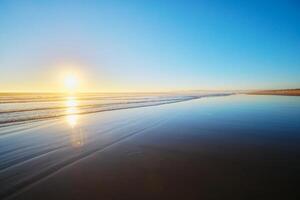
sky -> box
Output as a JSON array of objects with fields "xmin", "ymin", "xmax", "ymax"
[{"xmin": 0, "ymin": 0, "xmax": 299, "ymax": 92}]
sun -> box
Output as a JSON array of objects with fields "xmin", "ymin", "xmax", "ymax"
[{"xmin": 64, "ymin": 74, "xmax": 78, "ymax": 92}]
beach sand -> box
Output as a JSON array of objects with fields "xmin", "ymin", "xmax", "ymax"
[
  {"xmin": 247, "ymin": 89, "xmax": 300, "ymax": 96},
  {"xmin": 2, "ymin": 95, "xmax": 300, "ymax": 200}
]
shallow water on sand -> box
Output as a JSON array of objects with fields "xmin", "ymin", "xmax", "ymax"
[
  {"xmin": 0, "ymin": 93, "xmax": 208, "ymax": 127},
  {"xmin": 0, "ymin": 94, "xmax": 300, "ymax": 199}
]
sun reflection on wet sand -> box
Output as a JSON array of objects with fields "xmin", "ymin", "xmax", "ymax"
[{"xmin": 65, "ymin": 96, "xmax": 85, "ymax": 148}]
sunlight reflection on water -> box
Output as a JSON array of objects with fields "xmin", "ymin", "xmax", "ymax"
[{"xmin": 65, "ymin": 96, "xmax": 85, "ymax": 148}]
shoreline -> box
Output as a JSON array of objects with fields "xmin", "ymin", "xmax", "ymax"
[{"xmin": 246, "ymin": 89, "xmax": 300, "ymax": 96}]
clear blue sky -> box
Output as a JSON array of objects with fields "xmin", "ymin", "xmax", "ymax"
[{"xmin": 0, "ymin": 0, "xmax": 299, "ymax": 92}]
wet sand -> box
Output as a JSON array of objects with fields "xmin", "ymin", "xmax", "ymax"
[
  {"xmin": 247, "ymin": 89, "xmax": 300, "ymax": 96},
  {"xmin": 2, "ymin": 95, "xmax": 300, "ymax": 200}
]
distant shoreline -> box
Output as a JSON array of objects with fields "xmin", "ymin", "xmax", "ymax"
[{"xmin": 247, "ymin": 89, "xmax": 300, "ymax": 96}]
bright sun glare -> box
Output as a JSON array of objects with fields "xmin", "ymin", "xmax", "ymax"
[{"xmin": 64, "ymin": 74, "xmax": 78, "ymax": 92}]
